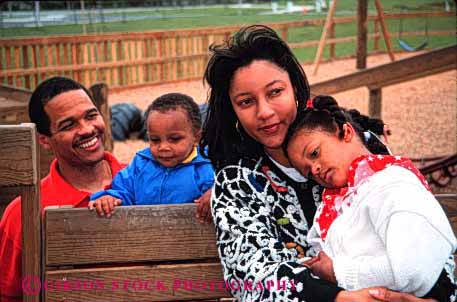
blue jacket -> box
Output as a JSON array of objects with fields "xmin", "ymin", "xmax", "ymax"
[{"xmin": 91, "ymin": 147, "xmax": 214, "ymax": 205}]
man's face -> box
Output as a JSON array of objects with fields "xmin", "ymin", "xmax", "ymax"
[{"xmin": 40, "ymin": 89, "xmax": 106, "ymax": 168}]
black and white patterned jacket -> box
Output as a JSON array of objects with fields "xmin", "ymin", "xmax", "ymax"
[
  {"xmin": 211, "ymin": 156, "xmax": 343, "ymax": 302},
  {"xmin": 211, "ymin": 155, "xmax": 457, "ymax": 302}
]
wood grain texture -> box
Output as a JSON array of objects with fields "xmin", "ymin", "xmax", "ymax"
[
  {"xmin": 45, "ymin": 263, "xmax": 229, "ymax": 301},
  {"xmin": 22, "ymin": 186, "xmax": 41, "ymax": 302},
  {"xmin": 45, "ymin": 204, "xmax": 219, "ymax": 266},
  {"xmin": 0, "ymin": 123, "xmax": 41, "ymax": 302},
  {"xmin": 0, "ymin": 123, "xmax": 38, "ymax": 186}
]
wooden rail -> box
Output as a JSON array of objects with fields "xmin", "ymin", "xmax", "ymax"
[
  {"xmin": 310, "ymin": 45, "xmax": 457, "ymax": 94},
  {"xmin": 0, "ymin": 11, "xmax": 454, "ymax": 91},
  {"xmin": 310, "ymin": 45, "xmax": 457, "ymax": 118}
]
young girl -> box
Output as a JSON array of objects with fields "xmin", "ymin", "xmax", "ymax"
[
  {"xmin": 284, "ymin": 95, "xmax": 456, "ymax": 301},
  {"xmin": 89, "ymin": 93, "xmax": 214, "ymax": 218}
]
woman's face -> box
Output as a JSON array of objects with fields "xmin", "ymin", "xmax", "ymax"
[{"xmin": 229, "ymin": 60, "xmax": 297, "ymax": 154}]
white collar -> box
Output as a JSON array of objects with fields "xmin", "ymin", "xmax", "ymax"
[{"xmin": 267, "ymin": 155, "xmax": 308, "ymax": 183}]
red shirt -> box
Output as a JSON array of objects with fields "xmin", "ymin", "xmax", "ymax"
[{"xmin": 0, "ymin": 152, "xmax": 124, "ymax": 300}]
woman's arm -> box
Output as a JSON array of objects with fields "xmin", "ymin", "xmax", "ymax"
[{"xmin": 212, "ymin": 164, "xmax": 342, "ymax": 302}]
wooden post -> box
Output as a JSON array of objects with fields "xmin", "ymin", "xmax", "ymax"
[
  {"xmin": 313, "ymin": 0, "xmax": 338, "ymax": 75},
  {"xmin": 374, "ymin": 19, "xmax": 380, "ymax": 51},
  {"xmin": 89, "ymin": 83, "xmax": 113, "ymax": 152},
  {"xmin": 356, "ymin": 0, "xmax": 368, "ymax": 69},
  {"xmin": 0, "ymin": 124, "xmax": 41, "ymax": 302},
  {"xmin": 374, "ymin": 0, "xmax": 395, "ymax": 61},
  {"xmin": 281, "ymin": 27, "xmax": 288, "ymax": 42},
  {"xmin": 22, "ymin": 46, "xmax": 31, "ymax": 89},
  {"xmin": 369, "ymin": 87, "xmax": 382, "ymax": 119},
  {"xmin": 328, "ymin": 21, "xmax": 336, "ymax": 60}
]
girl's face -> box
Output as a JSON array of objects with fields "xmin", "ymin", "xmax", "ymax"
[
  {"xmin": 229, "ymin": 60, "xmax": 297, "ymax": 154},
  {"xmin": 286, "ymin": 125, "xmax": 358, "ymax": 188},
  {"xmin": 147, "ymin": 109, "xmax": 200, "ymax": 168}
]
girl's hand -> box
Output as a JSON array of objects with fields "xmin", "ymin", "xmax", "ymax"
[
  {"xmin": 285, "ymin": 242, "xmax": 305, "ymax": 258},
  {"xmin": 307, "ymin": 251, "xmax": 336, "ymax": 283},
  {"xmin": 88, "ymin": 196, "xmax": 122, "ymax": 217}
]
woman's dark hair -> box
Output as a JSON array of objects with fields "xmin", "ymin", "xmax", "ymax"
[
  {"xmin": 200, "ymin": 25, "xmax": 310, "ymax": 170},
  {"xmin": 29, "ymin": 76, "xmax": 95, "ymax": 136},
  {"xmin": 144, "ymin": 93, "xmax": 201, "ymax": 132},
  {"xmin": 283, "ymin": 95, "xmax": 390, "ymax": 155}
]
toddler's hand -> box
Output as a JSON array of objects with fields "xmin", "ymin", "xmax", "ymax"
[
  {"xmin": 285, "ymin": 242, "xmax": 305, "ymax": 258},
  {"xmin": 195, "ymin": 189, "xmax": 212, "ymax": 224},
  {"xmin": 88, "ymin": 196, "xmax": 122, "ymax": 218}
]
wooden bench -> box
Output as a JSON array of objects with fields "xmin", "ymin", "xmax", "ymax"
[
  {"xmin": 0, "ymin": 123, "xmax": 229, "ymax": 301},
  {"xmin": 0, "ymin": 123, "xmax": 41, "ymax": 302},
  {"xmin": 43, "ymin": 204, "xmax": 230, "ymax": 301}
]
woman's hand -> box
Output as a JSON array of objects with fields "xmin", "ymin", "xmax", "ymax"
[
  {"xmin": 335, "ymin": 288, "xmax": 437, "ymax": 302},
  {"xmin": 368, "ymin": 288, "xmax": 437, "ymax": 302}
]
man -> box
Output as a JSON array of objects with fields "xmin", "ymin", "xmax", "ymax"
[{"xmin": 0, "ymin": 77, "xmax": 125, "ymax": 300}]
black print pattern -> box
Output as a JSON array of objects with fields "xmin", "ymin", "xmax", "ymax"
[{"xmin": 211, "ymin": 157, "xmax": 341, "ymax": 302}]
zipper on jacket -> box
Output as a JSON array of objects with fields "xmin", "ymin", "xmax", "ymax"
[{"xmin": 159, "ymin": 169, "xmax": 170, "ymax": 203}]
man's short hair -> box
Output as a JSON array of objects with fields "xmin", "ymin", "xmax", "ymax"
[{"xmin": 29, "ymin": 76, "xmax": 95, "ymax": 136}]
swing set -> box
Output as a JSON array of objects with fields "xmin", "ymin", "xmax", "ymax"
[
  {"xmin": 397, "ymin": 5, "xmax": 429, "ymax": 52},
  {"xmin": 312, "ymin": 0, "xmax": 444, "ymax": 74}
]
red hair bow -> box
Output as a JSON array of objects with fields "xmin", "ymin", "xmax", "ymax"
[{"xmin": 306, "ymin": 99, "xmax": 314, "ymax": 109}]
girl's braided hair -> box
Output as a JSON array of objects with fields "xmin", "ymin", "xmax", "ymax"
[{"xmin": 283, "ymin": 95, "xmax": 390, "ymax": 155}]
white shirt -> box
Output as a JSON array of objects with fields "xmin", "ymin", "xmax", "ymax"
[{"xmin": 308, "ymin": 165, "xmax": 456, "ymax": 296}]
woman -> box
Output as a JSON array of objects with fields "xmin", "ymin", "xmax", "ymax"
[{"xmin": 200, "ymin": 25, "xmax": 448, "ymax": 302}]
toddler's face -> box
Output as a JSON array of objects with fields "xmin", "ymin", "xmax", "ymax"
[{"xmin": 147, "ymin": 109, "xmax": 199, "ymax": 168}]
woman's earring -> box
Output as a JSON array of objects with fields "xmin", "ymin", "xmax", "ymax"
[
  {"xmin": 295, "ymin": 99, "xmax": 299, "ymax": 107},
  {"xmin": 235, "ymin": 120, "xmax": 244, "ymax": 141}
]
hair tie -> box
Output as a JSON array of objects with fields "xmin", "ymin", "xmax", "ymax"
[
  {"xmin": 306, "ymin": 99, "xmax": 313, "ymax": 109},
  {"xmin": 363, "ymin": 131, "xmax": 371, "ymax": 142}
]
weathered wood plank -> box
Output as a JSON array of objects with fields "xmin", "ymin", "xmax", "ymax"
[
  {"xmin": 22, "ymin": 185, "xmax": 41, "ymax": 302},
  {"xmin": 0, "ymin": 124, "xmax": 39, "ymax": 186},
  {"xmin": 0, "ymin": 83, "xmax": 32, "ymax": 102},
  {"xmin": 45, "ymin": 204, "xmax": 219, "ymax": 266},
  {"xmin": 45, "ymin": 263, "xmax": 229, "ymax": 301},
  {"xmin": 311, "ymin": 45, "xmax": 457, "ymax": 95},
  {"xmin": 0, "ymin": 85, "xmax": 55, "ymax": 179},
  {"xmin": 0, "ymin": 123, "xmax": 40, "ymax": 302}
]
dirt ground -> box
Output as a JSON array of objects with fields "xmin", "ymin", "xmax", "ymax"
[{"xmin": 110, "ymin": 53, "xmax": 457, "ymax": 164}]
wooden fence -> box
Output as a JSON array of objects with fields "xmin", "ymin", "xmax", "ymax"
[{"xmin": 0, "ymin": 11, "xmax": 454, "ymax": 91}]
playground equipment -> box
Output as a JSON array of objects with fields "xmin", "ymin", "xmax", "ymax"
[
  {"xmin": 397, "ymin": 6, "xmax": 429, "ymax": 51},
  {"xmin": 312, "ymin": 0, "xmax": 396, "ymax": 74}
]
